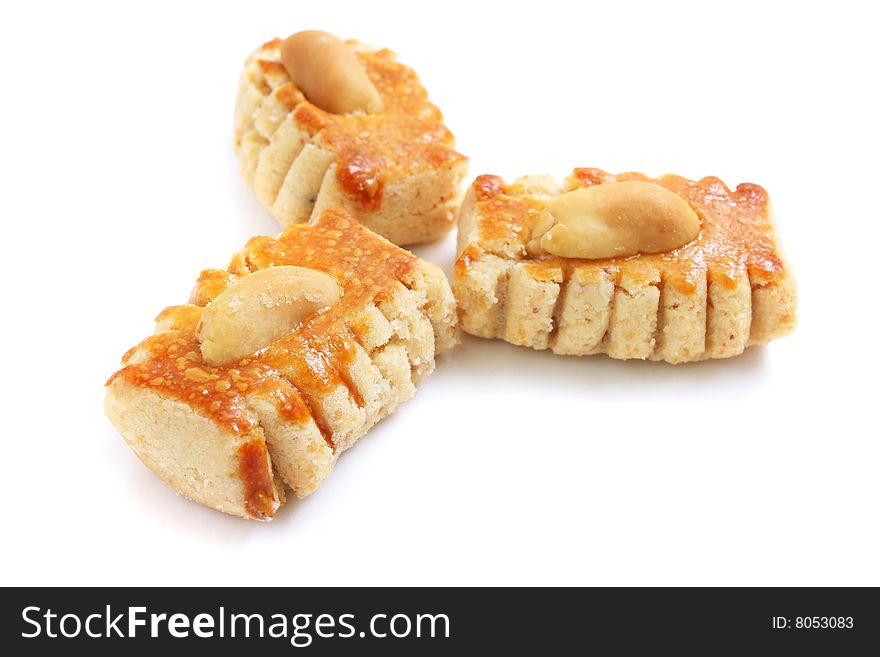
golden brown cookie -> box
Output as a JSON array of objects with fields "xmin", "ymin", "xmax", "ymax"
[
  {"xmin": 234, "ymin": 31, "xmax": 468, "ymax": 246},
  {"xmin": 106, "ymin": 208, "xmax": 458, "ymax": 520},
  {"xmin": 454, "ymin": 169, "xmax": 796, "ymax": 363}
]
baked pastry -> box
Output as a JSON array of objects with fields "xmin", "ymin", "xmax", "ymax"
[
  {"xmin": 234, "ymin": 30, "xmax": 468, "ymax": 246},
  {"xmin": 105, "ymin": 208, "xmax": 458, "ymax": 520},
  {"xmin": 454, "ymin": 169, "xmax": 796, "ymax": 363}
]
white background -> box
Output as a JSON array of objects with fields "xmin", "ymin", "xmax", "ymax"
[{"xmin": 2, "ymin": 0, "xmax": 878, "ymax": 586}]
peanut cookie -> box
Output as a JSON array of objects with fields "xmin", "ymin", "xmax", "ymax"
[
  {"xmin": 454, "ymin": 169, "xmax": 796, "ymax": 363},
  {"xmin": 106, "ymin": 209, "xmax": 457, "ymax": 519},
  {"xmin": 234, "ymin": 31, "xmax": 468, "ymax": 246}
]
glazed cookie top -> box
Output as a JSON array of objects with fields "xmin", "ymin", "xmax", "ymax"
[
  {"xmin": 107, "ymin": 209, "xmax": 424, "ymax": 460},
  {"xmin": 241, "ymin": 33, "xmax": 467, "ymax": 212},
  {"xmin": 457, "ymin": 168, "xmax": 787, "ymax": 294}
]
